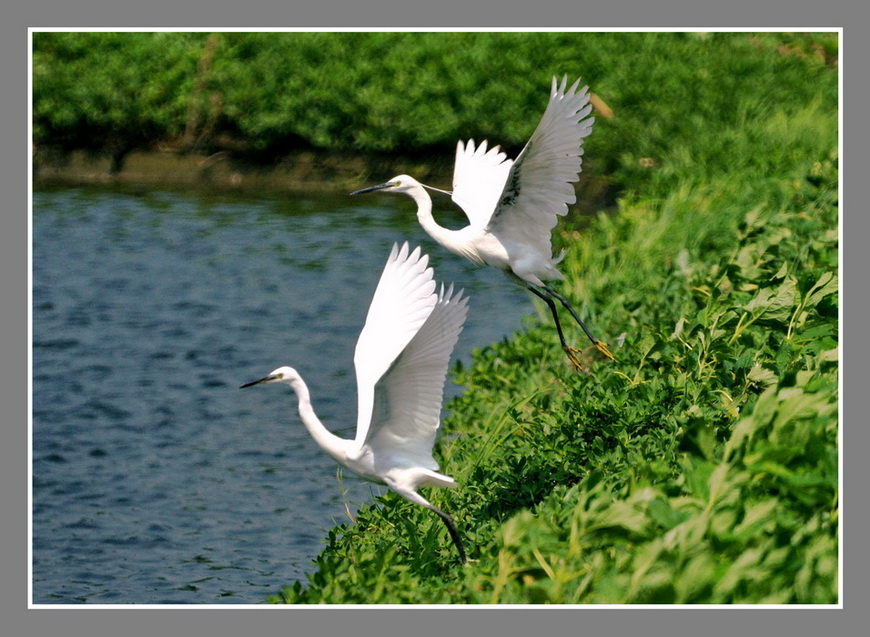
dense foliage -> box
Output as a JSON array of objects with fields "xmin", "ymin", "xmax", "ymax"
[
  {"xmin": 32, "ymin": 31, "xmax": 839, "ymax": 603},
  {"xmin": 33, "ymin": 33, "xmax": 836, "ymax": 173},
  {"xmin": 272, "ymin": 137, "xmax": 838, "ymax": 605}
]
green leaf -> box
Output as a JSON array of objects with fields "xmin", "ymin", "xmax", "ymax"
[
  {"xmin": 744, "ymin": 278, "xmax": 798, "ymax": 324},
  {"xmin": 747, "ymin": 363, "xmax": 777, "ymax": 386},
  {"xmin": 804, "ymin": 271, "xmax": 838, "ymax": 309}
]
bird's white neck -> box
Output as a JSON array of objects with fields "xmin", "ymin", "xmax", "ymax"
[
  {"xmin": 409, "ymin": 184, "xmax": 486, "ymax": 266},
  {"xmin": 286, "ymin": 376, "xmax": 350, "ymax": 465},
  {"xmin": 409, "ymin": 185, "xmax": 461, "ymax": 250}
]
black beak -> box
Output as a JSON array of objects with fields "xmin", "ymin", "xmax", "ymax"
[
  {"xmin": 350, "ymin": 182, "xmax": 393, "ymax": 196},
  {"xmin": 240, "ymin": 375, "xmax": 275, "ymax": 389}
]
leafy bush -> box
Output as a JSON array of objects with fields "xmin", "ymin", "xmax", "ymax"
[
  {"xmin": 270, "ymin": 126, "xmax": 838, "ymax": 604},
  {"xmin": 32, "ymin": 32, "xmax": 206, "ymax": 153},
  {"xmin": 33, "ymin": 32, "xmax": 837, "ymax": 176}
]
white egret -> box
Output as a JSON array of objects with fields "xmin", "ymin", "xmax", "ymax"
[
  {"xmin": 352, "ymin": 76, "xmax": 614, "ymax": 368},
  {"xmin": 241, "ymin": 242, "xmax": 469, "ymax": 562}
]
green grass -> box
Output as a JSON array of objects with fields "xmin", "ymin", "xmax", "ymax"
[
  {"xmin": 265, "ymin": 33, "xmax": 837, "ymax": 601},
  {"xmin": 269, "ymin": 142, "xmax": 837, "ymax": 604}
]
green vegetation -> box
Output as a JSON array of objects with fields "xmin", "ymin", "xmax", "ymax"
[
  {"xmin": 32, "ymin": 31, "xmax": 839, "ymax": 603},
  {"xmin": 272, "ymin": 139, "xmax": 838, "ymax": 604},
  {"xmin": 32, "ymin": 33, "xmax": 204, "ymax": 156},
  {"xmin": 33, "ymin": 33, "xmax": 835, "ymax": 168}
]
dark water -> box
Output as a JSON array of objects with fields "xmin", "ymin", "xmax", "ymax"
[{"xmin": 31, "ymin": 187, "xmax": 530, "ymax": 604}]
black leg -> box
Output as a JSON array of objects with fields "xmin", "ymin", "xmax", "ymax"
[
  {"xmin": 540, "ymin": 285, "xmax": 615, "ymax": 361},
  {"xmin": 540, "ymin": 285, "xmax": 599, "ymax": 345},
  {"xmin": 525, "ymin": 284, "xmax": 586, "ymax": 368},
  {"xmin": 431, "ymin": 507, "xmax": 467, "ymax": 564},
  {"xmin": 525, "ymin": 284, "xmax": 572, "ymax": 352}
]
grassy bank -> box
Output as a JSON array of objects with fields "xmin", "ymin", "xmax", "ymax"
[
  {"xmin": 264, "ymin": 36, "xmax": 832, "ymax": 604},
  {"xmin": 271, "ymin": 130, "xmax": 838, "ymax": 604},
  {"xmin": 32, "ymin": 31, "xmax": 839, "ymax": 603},
  {"xmin": 33, "ymin": 32, "xmax": 836, "ymax": 193}
]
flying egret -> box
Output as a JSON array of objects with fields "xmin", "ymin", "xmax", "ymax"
[
  {"xmin": 351, "ymin": 75, "xmax": 614, "ymax": 368},
  {"xmin": 241, "ymin": 242, "xmax": 469, "ymax": 563}
]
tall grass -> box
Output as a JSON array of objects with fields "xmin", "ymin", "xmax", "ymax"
[{"xmin": 270, "ymin": 91, "xmax": 838, "ymax": 602}]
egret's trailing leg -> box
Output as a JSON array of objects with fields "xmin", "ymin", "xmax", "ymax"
[
  {"xmin": 432, "ymin": 506, "xmax": 466, "ymax": 564},
  {"xmin": 524, "ymin": 284, "xmax": 585, "ymax": 370},
  {"xmin": 392, "ymin": 473, "xmax": 468, "ymax": 563},
  {"xmin": 539, "ymin": 284, "xmax": 615, "ymax": 361}
]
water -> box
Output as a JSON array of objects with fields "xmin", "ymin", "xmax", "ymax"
[{"xmin": 31, "ymin": 187, "xmax": 530, "ymax": 604}]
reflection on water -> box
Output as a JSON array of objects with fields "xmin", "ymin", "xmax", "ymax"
[{"xmin": 31, "ymin": 187, "xmax": 531, "ymax": 603}]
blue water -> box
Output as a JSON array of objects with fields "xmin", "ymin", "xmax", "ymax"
[{"xmin": 31, "ymin": 187, "xmax": 530, "ymax": 604}]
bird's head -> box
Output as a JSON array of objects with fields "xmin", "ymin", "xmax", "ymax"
[
  {"xmin": 350, "ymin": 175, "xmax": 451, "ymax": 197},
  {"xmin": 350, "ymin": 174, "xmax": 419, "ymax": 196},
  {"xmin": 240, "ymin": 366, "xmax": 301, "ymax": 389}
]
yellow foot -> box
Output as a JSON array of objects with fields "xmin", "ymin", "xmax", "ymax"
[
  {"xmin": 563, "ymin": 346, "xmax": 585, "ymax": 371},
  {"xmin": 595, "ymin": 340, "xmax": 616, "ymax": 362}
]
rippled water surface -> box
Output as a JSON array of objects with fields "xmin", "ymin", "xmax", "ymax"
[{"xmin": 31, "ymin": 187, "xmax": 530, "ymax": 604}]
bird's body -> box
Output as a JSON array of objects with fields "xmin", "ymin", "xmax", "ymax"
[
  {"xmin": 242, "ymin": 243, "xmax": 468, "ymax": 562},
  {"xmin": 253, "ymin": 367, "xmax": 459, "ymax": 496},
  {"xmin": 352, "ymin": 76, "xmax": 614, "ymax": 367}
]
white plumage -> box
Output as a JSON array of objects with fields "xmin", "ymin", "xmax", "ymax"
[
  {"xmin": 242, "ymin": 242, "xmax": 469, "ymax": 562},
  {"xmin": 352, "ymin": 76, "xmax": 613, "ymax": 368}
]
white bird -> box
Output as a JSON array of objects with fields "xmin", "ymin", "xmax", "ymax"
[
  {"xmin": 351, "ymin": 76, "xmax": 614, "ymax": 368},
  {"xmin": 241, "ymin": 242, "xmax": 469, "ymax": 562}
]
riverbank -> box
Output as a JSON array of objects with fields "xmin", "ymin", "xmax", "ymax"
[
  {"xmin": 32, "ymin": 147, "xmax": 444, "ymax": 193},
  {"xmin": 32, "ymin": 146, "xmax": 618, "ymax": 215},
  {"xmin": 33, "ymin": 32, "xmax": 836, "ymax": 200},
  {"xmin": 271, "ymin": 116, "xmax": 839, "ymax": 604}
]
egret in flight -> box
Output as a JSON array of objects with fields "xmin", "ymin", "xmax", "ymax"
[
  {"xmin": 241, "ymin": 243, "xmax": 469, "ymax": 563},
  {"xmin": 352, "ymin": 76, "xmax": 614, "ymax": 368}
]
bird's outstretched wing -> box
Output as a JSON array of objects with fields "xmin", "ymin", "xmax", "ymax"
[
  {"xmin": 486, "ymin": 76, "xmax": 594, "ymax": 257},
  {"xmin": 353, "ymin": 242, "xmax": 438, "ymax": 446},
  {"xmin": 451, "ymin": 139, "xmax": 514, "ymax": 229},
  {"xmin": 362, "ymin": 283, "xmax": 468, "ymax": 467}
]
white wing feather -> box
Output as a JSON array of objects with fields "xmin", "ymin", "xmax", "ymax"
[
  {"xmin": 363, "ymin": 283, "xmax": 468, "ymax": 468},
  {"xmin": 487, "ymin": 76, "xmax": 594, "ymax": 257},
  {"xmin": 353, "ymin": 242, "xmax": 438, "ymax": 446},
  {"xmin": 451, "ymin": 139, "xmax": 513, "ymax": 228}
]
